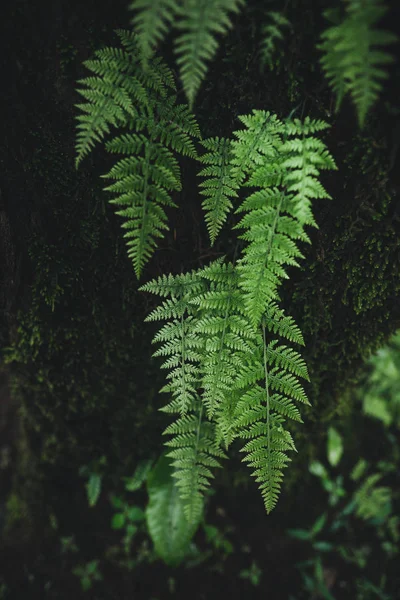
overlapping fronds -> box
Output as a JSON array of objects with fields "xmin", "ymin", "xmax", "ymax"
[{"xmin": 130, "ymin": 0, "xmax": 246, "ymax": 108}]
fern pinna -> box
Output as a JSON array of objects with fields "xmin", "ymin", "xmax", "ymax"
[
  {"xmin": 140, "ymin": 111, "xmax": 336, "ymax": 518},
  {"xmin": 75, "ymin": 29, "xmax": 201, "ymax": 277}
]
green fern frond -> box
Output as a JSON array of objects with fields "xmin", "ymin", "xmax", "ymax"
[
  {"xmin": 174, "ymin": 0, "xmax": 246, "ymax": 109},
  {"xmin": 318, "ymin": 0, "xmax": 398, "ymax": 127},
  {"xmin": 264, "ymin": 302, "xmax": 306, "ymax": 346},
  {"xmin": 164, "ymin": 403, "xmax": 227, "ymax": 524},
  {"xmin": 76, "ymin": 29, "xmax": 202, "ymax": 277},
  {"xmin": 259, "ymin": 11, "xmax": 291, "ymax": 72},
  {"xmin": 281, "ymin": 135, "xmax": 338, "ymax": 227},
  {"xmin": 231, "ymin": 320, "xmax": 310, "ymax": 513},
  {"xmin": 140, "ymin": 270, "xmax": 226, "ymax": 523},
  {"xmin": 129, "ymin": 0, "xmax": 182, "ymax": 65},
  {"xmin": 230, "ymin": 112, "xmax": 336, "ymax": 327},
  {"xmin": 230, "ymin": 110, "xmax": 285, "ymax": 185},
  {"xmin": 190, "ymin": 260, "xmax": 257, "ymax": 445},
  {"xmin": 197, "ymin": 137, "xmax": 239, "ymax": 245},
  {"xmin": 102, "ymin": 138, "xmax": 181, "ymax": 277}
]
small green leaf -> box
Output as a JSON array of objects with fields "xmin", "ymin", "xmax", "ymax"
[
  {"xmin": 312, "ymin": 541, "xmax": 334, "ymax": 552},
  {"xmin": 126, "ymin": 506, "xmax": 145, "ymax": 522},
  {"xmin": 327, "ymin": 426, "xmax": 343, "ymax": 467},
  {"xmin": 350, "ymin": 459, "xmax": 368, "ymax": 481},
  {"xmin": 363, "ymin": 395, "xmax": 393, "ymax": 426},
  {"xmin": 87, "ymin": 560, "xmax": 99, "ymax": 575},
  {"xmin": 82, "ymin": 577, "xmax": 92, "ymax": 591},
  {"xmin": 310, "ymin": 513, "xmax": 327, "ymax": 536},
  {"xmin": 86, "ymin": 474, "xmax": 102, "ymax": 507},
  {"xmin": 125, "ymin": 459, "xmax": 154, "ymax": 491},
  {"xmin": 110, "ymin": 494, "xmax": 124, "ymax": 510},
  {"xmin": 309, "ymin": 461, "xmax": 328, "ymax": 480},
  {"xmin": 287, "ymin": 528, "xmax": 312, "ymax": 541},
  {"xmin": 112, "ymin": 513, "xmax": 126, "ymax": 529}
]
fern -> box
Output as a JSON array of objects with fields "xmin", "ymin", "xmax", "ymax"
[
  {"xmin": 191, "ymin": 259, "xmax": 258, "ymax": 447},
  {"xmin": 130, "ymin": 0, "xmax": 246, "ymax": 108},
  {"xmin": 197, "ymin": 137, "xmax": 240, "ymax": 245},
  {"xmin": 231, "ymin": 318, "xmax": 310, "ymax": 513},
  {"xmin": 318, "ymin": 0, "xmax": 398, "ymax": 127},
  {"xmin": 174, "ymin": 0, "xmax": 245, "ymax": 108},
  {"xmin": 139, "ymin": 109, "xmax": 336, "ymax": 514},
  {"xmin": 231, "ymin": 111, "xmax": 337, "ymax": 328},
  {"xmin": 75, "ymin": 30, "xmax": 201, "ymax": 277},
  {"xmin": 129, "ymin": 0, "xmax": 181, "ymax": 66},
  {"xmin": 259, "ymin": 10, "xmax": 291, "ymax": 72},
  {"xmin": 140, "ymin": 271, "xmax": 227, "ymax": 524}
]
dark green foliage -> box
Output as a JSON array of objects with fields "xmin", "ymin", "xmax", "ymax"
[
  {"xmin": 259, "ymin": 10, "xmax": 291, "ymax": 72},
  {"xmin": 318, "ymin": 0, "xmax": 398, "ymax": 128},
  {"xmin": 129, "ymin": 0, "xmax": 246, "ymax": 108}
]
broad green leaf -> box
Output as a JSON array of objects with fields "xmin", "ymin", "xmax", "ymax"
[
  {"xmin": 145, "ymin": 452, "xmax": 202, "ymax": 566},
  {"xmin": 309, "ymin": 460, "xmax": 328, "ymax": 480},
  {"xmin": 112, "ymin": 512, "xmax": 126, "ymax": 529},
  {"xmin": 327, "ymin": 426, "xmax": 343, "ymax": 467},
  {"xmin": 86, "ymin": 473, "xmax": 102, "ymax": 507}
]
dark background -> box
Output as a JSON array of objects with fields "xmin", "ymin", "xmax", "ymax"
[{"xmin": 0, "ymin": 0, "xmax": 399, "ymax": 598}]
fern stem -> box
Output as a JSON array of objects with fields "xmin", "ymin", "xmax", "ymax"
[
  {"xmin": 180, "ymin": 311, "xmax": 188, "ymax": 414},
  {"xmin": 250, "ymin": 192, "xmax": 283, "ymax": 321},
  {"xmin": 262, "ymin": 322, "xmax": 271, "ymax": 483}
]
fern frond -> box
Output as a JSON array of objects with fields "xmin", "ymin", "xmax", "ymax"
[
  {"xmin": 232, "ymin": 320, "xmax": 310, "ymax": 512},
  {"xmin": 264, "ymin": 302, "xmax": 306, "ymax": 346},
  {"xmin": 76, "ymin": 29, "xmax": 202, "ymax": 277},
  {"xmin": 318, "ymin": 0, "xmax": 398, "ymax": 127},
  {"xmin": 230, "ymin": 110, "xmax": 285, "ymax": 185},
  {"xmin": 280, "ymin": 134, "xmax": 338, "ymax": 227},
  {"xmin": 174, "ymin": 0, "xmax": 246, "ymax": 108},
  {"xmin": 230, "ymin": 112, "xmax": 336, "ymax": 327},
  {"xmin": 197, "ymin": 137, "xmax": 239, "ymax": 245},
  {"xmin": 102, "ymin": 138, "xmax": 181, "ymax": 277},
  {"xmin": 164, "ymin": 403, "xmax": 227, "ymax": 524},
  {"xmin": 140, "ymin": 270, "xmax": 226, "ymax": 523},
  {"xmin": 259, "ymin": 11, "xmax": 291, "ymax": 72},
  {"xmin": 129, "ymin": 0, "xmax": 182, "ymax": 65},
  {"xmin": 190, "ymin": 260, "xmax": 257, "ymax": 446}
]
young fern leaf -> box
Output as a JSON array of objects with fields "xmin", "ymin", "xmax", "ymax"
[
  {"xmin": 174, "ymin": 0, "xmax": 246, "ymax": 109},
  {"xmin": 140, "ymin": 271, "xmax": 226, "ymax": 524},
  {"xmin": 259, "ymin": 10, "xmax": 291, "ymax": 72},
  {"xmin": 318, "ymin": 0, "xmax": 398, "ymax": 128},
  {"xmin": 75, "ymin": 30, "xmax": 202, "ymax": 277},
  {"xmin": 197, "ymin": 137, "xmax": 239, "ymax": 245}
]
